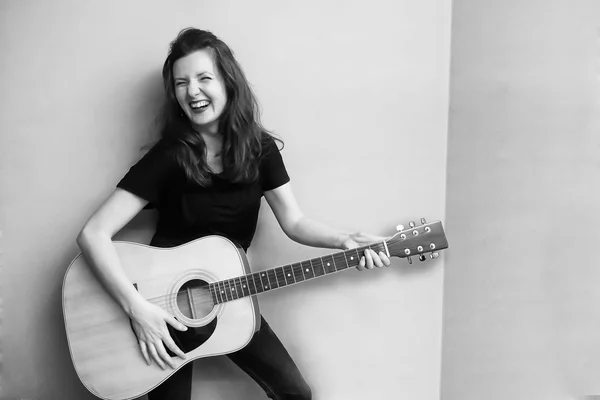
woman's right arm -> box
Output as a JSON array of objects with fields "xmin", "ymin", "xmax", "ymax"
[{"xmin": 76, "ymin": 188, "xmax": 187, "ymax": 369}]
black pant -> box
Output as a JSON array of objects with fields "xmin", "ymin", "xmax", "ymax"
[{"xmin": 147, "ymin": 316, "xmax": 312, "ymax": 400}]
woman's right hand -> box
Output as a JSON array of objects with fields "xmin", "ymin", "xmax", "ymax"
[{"xmin": 129, "ymin": 299, "xmax": 188, "ymax": 369}]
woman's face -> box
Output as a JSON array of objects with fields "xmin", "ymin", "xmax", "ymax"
[{"xmin": 173, "ymin": 49, "xmax": 228, "ymax": 134}]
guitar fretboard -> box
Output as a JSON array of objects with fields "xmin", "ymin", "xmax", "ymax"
[{"xmin": 208, "ymin": 243, "xmax": 386, "ymax": 304}]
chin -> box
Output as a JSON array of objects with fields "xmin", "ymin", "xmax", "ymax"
[{"xmin": 192, "ymin": 118, "xmax": 220, "ymax": 132}]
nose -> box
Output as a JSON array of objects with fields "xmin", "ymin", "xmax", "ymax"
[{"xmin": 187, "ymin": 79, "xmax": 201, "ymax": 97}]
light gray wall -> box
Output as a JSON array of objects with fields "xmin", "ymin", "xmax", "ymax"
[
  {"xmin": 442, "ymin": 0, "xmax": 600, "ymax": 398},
  {"xmin": 0, "ymin": 1, "xmax": 450, "ymax": 399}
]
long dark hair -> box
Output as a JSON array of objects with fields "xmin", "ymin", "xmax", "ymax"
[{"xmin": 159, "ymin": 28, "xmax": 280, "ymax": 186}]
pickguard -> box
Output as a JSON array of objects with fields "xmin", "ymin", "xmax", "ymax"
[{"xmin": 165, "ymin": 317, "xmax": 218, "ymax": 356}]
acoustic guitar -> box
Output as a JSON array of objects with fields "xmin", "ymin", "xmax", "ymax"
[{"xmin": 62, "ymin": 218, "xmax": 448, "ymax": 400}]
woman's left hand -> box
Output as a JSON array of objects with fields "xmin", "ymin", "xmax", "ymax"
[{"xmin": 341, "ymin": 232, "xmax": 392, "ymax": 271}]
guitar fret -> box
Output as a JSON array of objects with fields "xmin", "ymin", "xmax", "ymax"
[
  {"xmin": 260, "ymin": 271, "xmax": 272, "ymax": 289},
  {"xmin": 234, "ymin": 277, "xmax": 243, "ymax": 299},
  {"xmin": 338, "ymin": 253, "xmax": 349, "ymax": 270},
  {"xmin": 240, "ymin": 276, "xmax": 250, "ymax": 297},
  {"xmin": 283, "ymin": 264, "xmax": 295, "ymax": 284},
  {"xmin": 292, "ymin": 262, "xmax": 304, "ymax": 282},
  {"xmin": 334, "ymin": 254, "xmax": 343, "ymax": 272},
  {"xmin": 259, "ymin": 271, "xmax": 269, "ymax": 291},
  {"xmin": 321, "ymin": 255, "xmax": 334, "ymax": 275},
  {"xmin": 334, "ymin": 254, "xmax": 344, "ymax": 273},
  {"xmin": 350, "ymin": 248, "xmax": 361, "ymax": 269},
  {"xmin": 215, "ymin": 281, "xmax": 222, "ymax": 302},
  {"xmin": 219, "ymin": 281, "xmax": 226, "ymax": 303},
  {"xmin": 342, "ymin": 251, "xmax": 350, "ymax": 270},
  {"xmin": 251, "ymin": 273, "xmax": 260, "ymax": 293},
  {"xmin": 210, "ymin": 283, "xmax": 221, "ymax": 304},
  {"xmin": 227, "ymin": 279, "xmax": 236, "ymax": 300},
  {"xmin": 312, "ymin": 257, "xmax": 321, "ymax": 277},
  {"xmin": 227, "ymin": 280, "xmax": 235, "ymax": 300},
  {"xmin": 213, "ymin": 282, "xmax": 219, "ymax": 303},
  {"xmin": 220, "ymin": 280, "xmax": 228, "ymax": 301},
  {"xmin": 282, "ymin": 265, "xmax": 289, "ymax": 285},
  {"xmin": 209, "ymin": 284, "xmax": 218, "ymax": 304},
  {"xmin": 382, "ymin": 240, "xmax": 390, "ymax": 257},
  {"xmin": 299, "ymin": 261, "xmax": 307, "ymax": 281},
  {"xmin": 267, "ymin": 269, "xmax": 279, "ymax": 289},
  {"xmin": 249, "ymin": 275, "xmax": 257, "ymax": 295},
  {"xmin": 229, "ymin": 278, "xmax": 239, "ymax": 300},
  {"xmin": 303, "ymin": 260, "xmax": 315, "ymax": 280},
  {"xmin": 225, "ymin": 279, "xmax": 233, "ymax": 300},
  {"xmin": 274, "ymin": 267, "xmax": 287, "ymax": 287},
  {"xmin": 249, "ymin": 273, "xmax": 258, "ymax": 295}
]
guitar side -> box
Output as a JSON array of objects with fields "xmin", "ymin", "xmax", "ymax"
[{"xmin": 62, "ymin": 236, "xmax": 260, "ymax": 400}]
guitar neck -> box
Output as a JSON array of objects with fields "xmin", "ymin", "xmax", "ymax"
[{"xmin": 209, "ymin": 242, "xmax": 387, "ymax": 304}]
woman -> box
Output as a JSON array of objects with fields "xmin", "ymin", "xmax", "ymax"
[{"xmin": 76, "ymin": 28, "xmax": 390, "ymax": 400}]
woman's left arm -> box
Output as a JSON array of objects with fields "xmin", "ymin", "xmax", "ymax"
[{"xmin": 264, "ymin": 182, "xmax": 391, "ymax": 271}]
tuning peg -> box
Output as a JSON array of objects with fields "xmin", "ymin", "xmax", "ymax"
[
  {"xmin": 429, "ymin": 252, "xmax": 439, "ymax": 259},
  {"xmin": 419, "ymin": 254, "xmax": 427, "ymax": 262},
  {"xmin": 396, "ymin": 224, "xmax": 405, "ymax": 232},
  {"xmin": 409, "ymin": 221, "xmax": 415, "ymax": 228},
  {"xmin": 407, "ymin": 256, "xmax": 412, "ymax": 264},
  {"xmin": 420, "ymin": 218, "xmax": 426, "ymax": 225}
]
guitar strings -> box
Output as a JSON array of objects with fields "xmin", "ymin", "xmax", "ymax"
[{"xmin": 129, "ymin": 243, "xmax": 389, "ymax": 312}]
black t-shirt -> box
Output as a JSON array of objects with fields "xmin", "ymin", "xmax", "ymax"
[{"xmin": 116, "ymin": 136, "xmax": 290, "ymax": 251}]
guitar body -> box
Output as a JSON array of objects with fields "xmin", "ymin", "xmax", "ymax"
[
  {"xmin": 62, "ymin": 219, "xmax": 448, "ymax": 400},
  {"xmin": 62, "ymin": 236, "xmax": 260, "ymax": 400}
]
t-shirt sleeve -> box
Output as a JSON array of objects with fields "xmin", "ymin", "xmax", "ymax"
[
  {"xmin": 116, "ymin": 141, "xmax": 177, "ymax": 206},
  {"xmin": 261, "ymin": 137, "xmax": 290, "ymax": 192}
]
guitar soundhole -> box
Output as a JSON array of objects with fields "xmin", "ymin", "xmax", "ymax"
[{"xmin": 176, "ymin": 279, "xmax": 215, "ymax": 320}]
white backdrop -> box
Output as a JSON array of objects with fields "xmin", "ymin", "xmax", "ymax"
[
  {"xmin": 442, "ymin": 0, "xmax": 600, "ymax": 399},
  {"xmin": 0, "ymin": 1, "xmax": 450, "ymax": 399}
]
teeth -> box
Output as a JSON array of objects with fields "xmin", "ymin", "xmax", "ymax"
[{"xmin": 190, "ymin": 100, "xmax": 210, "ymax": 109}]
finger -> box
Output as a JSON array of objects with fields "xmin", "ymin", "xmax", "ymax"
[
  {"xmin": 343, "ymin": 238, "xmax": 358, "ymax": 250},
  {"xmin": 148, "ymin": 343, "xmax": 166, "ymax": 370},
  {"xmin": 155, "ymin": 341, "xmax": 177, "ymax": 369},
  {"xmin": 166, "ymin": 316, "xmax": 188, "ymax": 332},
  {"xmin": 356, "ymin": 256, "xmax": 365, "ymax": 271},
  {"xmin": 379, "ymin": 251, "xmax": 391, "ymax": 267},
  {"xmin": 371, "ymin": 250, "xmax": 384, "ymax": 268},
  {"xmin": 364, "ymin": 249, "xmax": 374, "ymax": 269},
  {"xmin": 163, "ymin": 334, "xmax": 187, "ymax": 360},
  {"xmin": 139, "ymin": 341, "xmax": 151, "ymax": 365}
]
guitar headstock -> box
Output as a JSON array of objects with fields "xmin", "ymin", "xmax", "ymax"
[{"xmin": 387, "ymin": 218, "xmax": 448, "ymax": 264}]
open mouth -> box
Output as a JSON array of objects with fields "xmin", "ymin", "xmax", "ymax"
[{"xmin": 190, "ymin": 100, "xmax": 210, "ymax": 112}]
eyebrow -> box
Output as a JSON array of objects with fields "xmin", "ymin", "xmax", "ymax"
[{"xmin": 174, "ymin": 72, "xmax": 213, "ymax": 81}]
